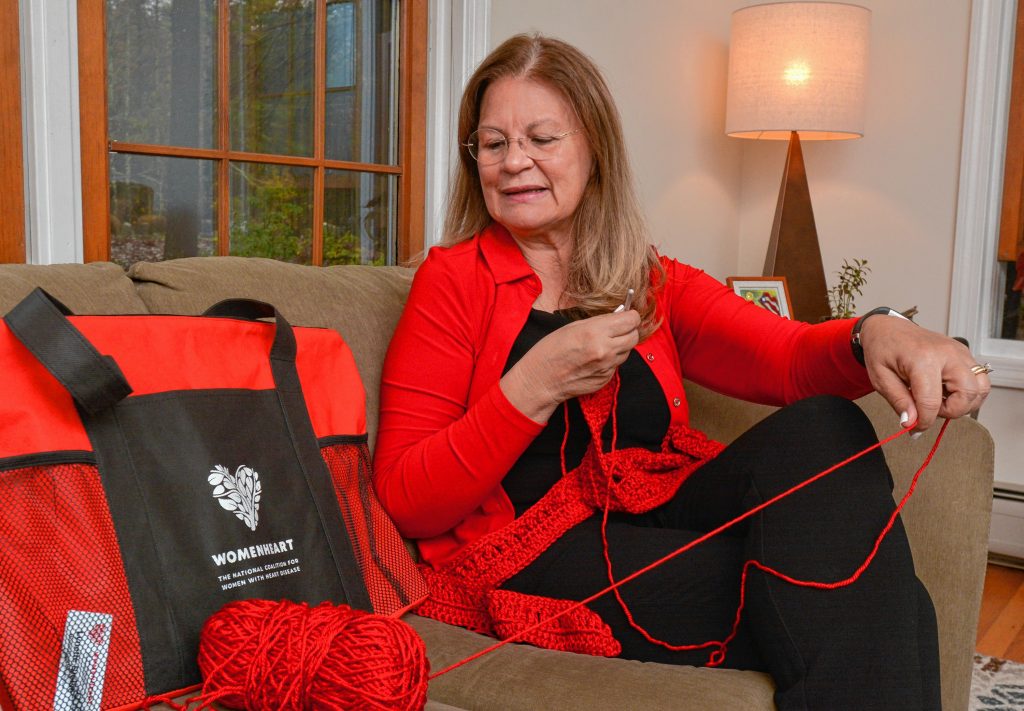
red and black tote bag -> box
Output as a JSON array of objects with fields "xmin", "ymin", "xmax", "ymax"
[{"xmin": 0, "ymin": 290, "xmax": 426, "ymax": 710}]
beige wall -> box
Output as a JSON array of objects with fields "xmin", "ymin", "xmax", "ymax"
[
  {"xmin": 490, "ymin": 0, "xmax": 744, "ymax": 278},
  {"xmin": 489, "ymin": 0, "xmax": 1024, "ymax": 489}
]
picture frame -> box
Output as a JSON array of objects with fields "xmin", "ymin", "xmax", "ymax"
[{"xmin": 726, "ymin": 276, "xmax": 794, "ymax": 319}]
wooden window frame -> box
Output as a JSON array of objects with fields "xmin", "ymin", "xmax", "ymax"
[
  {"xmin": 77, "ymin": 0, "xmax": 426, "ymax": 266},
  {"xmin": 998, "ymin": 0, "xmax": 1024, "ymax": 264},
  {"xmin": 0, "ymin": 0, "xmax": 26, "ymax": 264}
]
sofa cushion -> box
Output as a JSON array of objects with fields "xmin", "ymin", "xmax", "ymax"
[
  {"xmin": 407, "ymin": 614, "xmax": 775, "ymax": 711},
  {"xmin": 128, "ymin": 257, "xmax": 414, "ymax": 449},
  {"xmin": 0, "ymin": 262, "xmax": 147, "ymax": 315}
]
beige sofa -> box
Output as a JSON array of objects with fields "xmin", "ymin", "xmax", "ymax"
[{"xmin": 0, "ymin": 257, "xmax": 995, "ymax": 710}]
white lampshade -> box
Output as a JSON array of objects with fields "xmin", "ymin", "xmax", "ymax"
[{"xmin": 726, "ymin": 2, "xmax": 870, "ymax": 141}]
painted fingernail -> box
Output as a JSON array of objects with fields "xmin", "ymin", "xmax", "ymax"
[
  {"xmin": 910, "ymin": 432, "xmax": 923, "ymax": 440},
  {"xmin": 900, "ymin": 411, "xmax": 910, "ymax": 426}
]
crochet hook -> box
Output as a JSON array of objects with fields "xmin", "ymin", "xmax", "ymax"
[{"xmin": 613, "ymin": 288, "xmax": 635, "ymax": 313}]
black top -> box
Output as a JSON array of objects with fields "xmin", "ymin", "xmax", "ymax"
[{"xmin": 501, "ymin": 309, "xmax": 670, "ymax": 513}]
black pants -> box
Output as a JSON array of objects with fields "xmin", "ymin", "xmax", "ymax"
[{"xmin": 502, "ymin": 396, "xmax": 941, "ymax": 710}]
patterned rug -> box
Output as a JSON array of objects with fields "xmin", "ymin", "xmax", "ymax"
[{"xmin": 972, "ymin": 655, "xmax": 1024, "ymax": 709}]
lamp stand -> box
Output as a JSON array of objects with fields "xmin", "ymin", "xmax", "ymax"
[{"xmin": 763, "ymin": 131, "xmax": 832, "ymax": 323}]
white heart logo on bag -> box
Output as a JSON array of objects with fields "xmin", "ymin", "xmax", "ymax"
[{"xmin": 208, "ymin": 464, "xmax": 262, "ymax": 531}]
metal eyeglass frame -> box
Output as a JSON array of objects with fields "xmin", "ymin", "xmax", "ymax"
[{"xmin": 462, "ymin": 128, "xmax": 583, "ymax": 165}]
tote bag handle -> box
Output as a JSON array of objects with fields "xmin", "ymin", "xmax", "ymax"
[
  {"xmin": 3, "ymin": 292, "xmax": 303, "ymax": 414},
  {"xmin": 3, "ymin": 288, "xmax": 133, "ymax": 415}
]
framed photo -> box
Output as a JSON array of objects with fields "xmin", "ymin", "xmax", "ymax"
[{"xmin": 726, "ymin": 276, "xmax": 793, "ymax": 319}]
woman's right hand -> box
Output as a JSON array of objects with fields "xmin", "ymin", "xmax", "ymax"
[{"xmin": 500, "ymin": 309, "xmax": 641, "ymax": 423}]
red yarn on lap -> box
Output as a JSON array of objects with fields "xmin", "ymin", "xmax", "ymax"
[
  {"xmin": 193, "ymin": 599, "xmax": 428, "ymax": 711},
  {"xmin": 416, "ymin": 375, "xmax": 724, "ymax": 655}
]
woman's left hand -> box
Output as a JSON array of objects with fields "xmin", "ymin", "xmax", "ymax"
[{"xmin": 858, "ymin": 315, "xmax": 991, "ymax": 433}]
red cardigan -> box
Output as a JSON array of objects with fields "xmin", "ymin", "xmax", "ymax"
[{"xmin": 372, "ymin": 223, "xmax": 872, "ymax": 569}]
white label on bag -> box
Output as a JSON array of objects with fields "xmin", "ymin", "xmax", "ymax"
[{"xmin": 54, "ymin": 610, "xmax": 113, "ymax": 711}]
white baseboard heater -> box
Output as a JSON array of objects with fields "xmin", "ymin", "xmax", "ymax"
[{"xmin": 990, "ymin": 485, "xmax": 1024, "ymax": 564}]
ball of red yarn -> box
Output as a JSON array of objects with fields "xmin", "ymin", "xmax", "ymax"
[{"xmin": 196, "ymin": 599, "xmax": 429, "ymax": 711}]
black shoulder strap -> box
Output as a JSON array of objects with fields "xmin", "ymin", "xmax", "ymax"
[{"xmin": 4, "ymin": 288, "xmax": 133, "ymax": 415}]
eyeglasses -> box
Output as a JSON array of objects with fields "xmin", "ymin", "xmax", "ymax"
[{"xmin": 463, "ymin": 128, "xmax": 583, "ymax": 166}]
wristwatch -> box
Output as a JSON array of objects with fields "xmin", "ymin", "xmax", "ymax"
[{"xmin": 850, "ymin": 307, "xmax": 911, "ymax": 366}]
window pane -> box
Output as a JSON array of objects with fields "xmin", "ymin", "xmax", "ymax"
[
  {"xmin": 323, "ymin": 170, "xmax": 395, "ymax": 265},
  {"xmin": 106, "ymin": 0, "xmax": 217, "ymax": 148},
  {"xmin": 231, "ymin": 0, "xmax": 314, "ymax": 156},
  {"xmin": 109, "ymin": 154, "xmax": 217, "ymax": 268},
  {"xmin": 230, "ymin": 163, "xmax": 314, "ymax": 264},
  {"xmin": 997, "ymin": 259, "xmax": 1024, "ymax": 339},
  {"xmin": 325, "ymin": 0, "xmax": 398, "ymax": 164}
]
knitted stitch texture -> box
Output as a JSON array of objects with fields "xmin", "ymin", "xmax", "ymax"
[{"xmin": 416, "ymin": 376, "xmax": 724, "ymax": 656}]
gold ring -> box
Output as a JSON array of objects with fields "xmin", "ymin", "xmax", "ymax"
[{"xmin": 970, "ymin": 363, "xmax": 994, "ymax": 376}]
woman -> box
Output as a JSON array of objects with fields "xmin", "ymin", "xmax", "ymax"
[{"xmin": 373, "ymin": 34, "xmax": 989, "ymax": 709}]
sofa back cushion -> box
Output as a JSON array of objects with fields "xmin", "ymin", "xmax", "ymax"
[
  {"xmin": 128, "ymin": 257, "xmax": 413, "ymax": 449},
  {"xmin": 0, "ymin": 262, "xmax": 148, "ymax": 315}
]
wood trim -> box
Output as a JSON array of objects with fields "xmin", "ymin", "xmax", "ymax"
[
  {"xmin": 998, "ymin": 1, "xmax": 1024, "ymax": 263},
  {"xmin": 0, "ymin": 0, "xmax": 26, "ymax": 263},
  {"xmin": 311, "ymin": 0, "xmax": 327, "ymax": 265},
  {"xmin": 398, "ymin": 0, "xmax": 428, "ymax": 264},
  {"xmin": 78, "ymin": 0, "xmax": 110, "ymax": 263},
  {"xmin": 108, "ymin": 143, "xmax": 405, "ymax": 173},
  {"xmin": 217, "ymin": 0, "xmax": 230, "ymax": 256}
]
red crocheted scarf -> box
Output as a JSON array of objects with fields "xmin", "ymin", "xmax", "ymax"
[{"xmin": 416, "ymin": 376, "xmax": 723, "ymax": 656}]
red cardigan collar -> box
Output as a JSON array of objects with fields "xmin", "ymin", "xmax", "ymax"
[{"xmin": 477, "ymin": 222, "xmax": 537, "ymax": 285}]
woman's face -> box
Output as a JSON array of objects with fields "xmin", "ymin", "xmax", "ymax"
[{"xmin": 476, "ymin": 77, "xmax": 593, "ymax": 247}]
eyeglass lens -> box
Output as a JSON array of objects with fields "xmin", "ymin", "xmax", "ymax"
[{"xmin": 467, "ymin": 129, "xmax": 571, "ymax": 165}]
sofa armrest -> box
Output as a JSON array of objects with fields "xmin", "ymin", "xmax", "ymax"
[
  {"xmin": 858, "ymin": 393, "xmax": 994, "ymax": 711},
  {"xmin": 684, "ymin": 382, "xmax": 995, "ymax": 711}
]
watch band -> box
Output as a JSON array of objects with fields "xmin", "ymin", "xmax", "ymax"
[{"xmin": 850, "ymin": 307, "xmax": 910, "ymax": 365}]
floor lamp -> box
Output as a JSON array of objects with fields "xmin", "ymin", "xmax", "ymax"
[{"xmin": 726, "ymin": 2, "xmax": 871, "ymax": 323}]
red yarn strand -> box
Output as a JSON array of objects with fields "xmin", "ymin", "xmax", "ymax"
[
  {"xmin": 430, "ymin": 417, "xmax": 946, "ymax": 679},
  {"xmin": 604, "ymin": 418, "xmax": 950, "ymax": 664}
]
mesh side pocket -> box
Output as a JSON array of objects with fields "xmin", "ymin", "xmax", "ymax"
[
  {"xmin": 0, "ymin": 462, "xmax": 144, "ymax": 710},
  {"xmin": 320, "ymin": 443, "xmax": 428, "ymax": 616}
]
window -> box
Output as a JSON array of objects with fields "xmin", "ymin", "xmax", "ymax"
[
  {"xmin": 951, "ymin": 0, "xmax": 1024, "ymax": 387},
  {"xmin": 78, "ymin": 0, "xmax": 426, "ymax": 268}
]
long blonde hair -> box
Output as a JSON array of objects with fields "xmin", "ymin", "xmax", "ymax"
[{"xmin": 443, "ymin": 33, "xmax": 662, "ymax": 336}]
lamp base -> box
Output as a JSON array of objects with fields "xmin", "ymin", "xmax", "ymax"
[{"xmin": 763, "ymin": 131, "xmax": 832, "ymax": 323}]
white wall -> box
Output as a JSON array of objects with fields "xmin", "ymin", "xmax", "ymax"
[
  {"xmin": 489, "ymin": 0, "xmax": 1024, "ymax": 490},
  {"xmin": 489, "ymin": 0, "xmax": 743, "ymax": 278}
]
